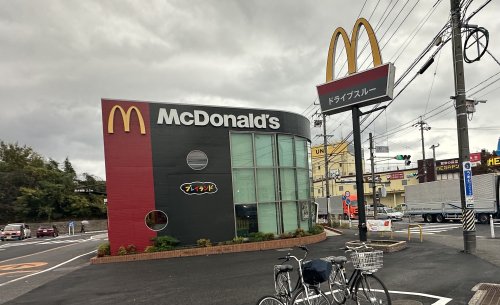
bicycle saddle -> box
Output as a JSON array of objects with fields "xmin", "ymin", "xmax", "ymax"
[
  {"xmin": 275, "ymin": 264, "xmax": 294, "ymax": 272},
  {"xmin": 328, "ymin": 256, "xmax": 347, "ymax": 264}
]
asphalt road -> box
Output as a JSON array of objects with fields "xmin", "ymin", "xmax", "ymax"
[
  {"xmin": 2, "ymin": 225, "xmax": 499, "ymax": 305},
  {"xmin": 0, "ymin": 232, "xmax": 107, "ymax": 304}
]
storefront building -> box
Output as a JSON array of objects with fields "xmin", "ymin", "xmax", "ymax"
[{"xmin": 101, "ymin": 99, "xmax": 312, "ymax": 254}]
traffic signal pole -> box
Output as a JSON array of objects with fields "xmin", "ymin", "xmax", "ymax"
[
  {"xmin": 369, "ymin": 133, "xmax": 377, "ymax": 218},
  {"xmin": 450, "ymin": 0, "xmax": 476, "ymax": 253},
  {"xmin": 323, "ymin": 114, "xmax": 332, "ymax": 226}
]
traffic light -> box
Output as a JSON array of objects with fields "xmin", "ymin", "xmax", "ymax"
[{"xmin": 394, "ymin": 155, "xmax": 411, "ymax": 165}]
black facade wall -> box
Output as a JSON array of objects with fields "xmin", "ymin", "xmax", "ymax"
[{"xmin": 149, "ymin": 102, "xmax": 310, "ymax": 245}]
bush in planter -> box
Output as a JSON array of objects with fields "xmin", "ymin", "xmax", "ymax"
[
  {"xmin": 144, "ymin": 246, "xmax": 157, "ymax": 253},
  {"xmin": 308, "ymin": 224, "xmax": 325, "ymax": 235},
  {"xmin": 97, "ymin": 242, "xmax": 110, "ymax": 257},
  {"xmin": 263, "ymin": 233, "xmax": 275, "ymax": 240},
  {"xmin": 151, "ymin": 235, "xmax": 180, "ymax": 251},
  {"xmin": 197, "ymin": 238, "xmax": 212, "ymax": 247},
  {"xmin": 294, "ymin": 228, "xmax": 309, "ymax": 237},
  {"xmin": 232, "ymin": 236, "xmax": 245, "ymax": 244},
  {"xmin": 126, "ymin": 244, "xmax": 137, "ymax": 254},
  {"xmin": 279, "ymin": 232, "xmax": 294, "ymax": 239},
  {"xmin": 117, "ymin": 246, "xmax": 127, "ymax": 256}
]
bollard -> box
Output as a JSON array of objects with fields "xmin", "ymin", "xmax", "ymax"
[{"xmin": 490, "ymin": 214, "xmax": 495, "ymax": 239}]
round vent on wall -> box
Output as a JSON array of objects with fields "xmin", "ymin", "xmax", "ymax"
[
  {"xmin": 145, "ymin": 210, "xmax": 168, "ymax": 231},
  {"xmin": 187, "ymin": 150, "xmax": 208, "ymax": 170}
]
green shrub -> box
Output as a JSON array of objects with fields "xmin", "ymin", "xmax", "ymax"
[
  {"xmin": 126, "ymin": 244, "xmax": 137, "ymax": 254},
  {"xmin": 263, "ymin": 233, "xmax": 275, "ymax": 241},
  {"xmin": 197, "ymin": 238, "xmax": 212, "ymax": 247},
  {"xmin": 309, "ymin": 224, "xmax": 325, "ymax": 235},
  {"xmin": 151, "ymin": 235, "xmax": 180, "ymax": 251},
  {"xmin": 144, "ymin": 246, "xmax": 157, "ymax": 253},
  {"xmin": 117, "ymin": 246, "xmax": 127, "ymax": 256},
  {"xmin": 279, "ymin": 232, "xmax": 294, "ymax": 239},
  {"xmin": 294, "ymin": 228, "xmax": 307, "ymax": 237},
  {"xmin": 248, "ymin": 232, "xmax": 265, "ymax": 242},
  {"xmin": 232, "ymin": 236, "xmax": 245, "ymax": 244},
  {"xmin": 97, "ymin": 242, "xmax": 110, "ymax": 257}
]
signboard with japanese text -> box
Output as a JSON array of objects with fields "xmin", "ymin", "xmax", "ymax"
[
  {"xmin": 367, "ymin": 219, "xmax": 392, "ymax": 232},
  {"xmin": 317, "ymin": 63, "xmax": 395, "ymax": 115},
  {"xmin": 387, "ymin": 172, "xmax": 404, "ymax": 180},
  {"xmin": 375, "ymin": 146, "xmax": 389, "ymax": 153},
  {"xmin": 462, "ymin": 161, "xmax": 474, "ymax": 208}
]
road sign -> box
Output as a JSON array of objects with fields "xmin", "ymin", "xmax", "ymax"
[
  {"xmin": 463, "ymin": 161, "xmax": 474, "ymax": 208},
  {"xmin": 345, "ymin": 198, "xmax": 351, "ymax": 205},
  {"xmin": 345, "ymin": 191, "xmax": 350, "ymax": 197}
]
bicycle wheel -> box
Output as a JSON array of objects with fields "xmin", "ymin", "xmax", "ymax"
[
  {"xmin": 257, "ymin": 295, "xmax": 285, "ymax": 305},
  {"xmin": 328, "ymin": 268, "xmax": 347, "ymax": 304},
  {"xmin": 275, "ymin": 271, "xmax": 291, "ymax": 300},
  {"xmin": 355, "ymin": 274, "xmax": 391, "ymax": 305},
  {"xmin": 291, "ymin": 287, "xmax": 330, "ymax": 305}
]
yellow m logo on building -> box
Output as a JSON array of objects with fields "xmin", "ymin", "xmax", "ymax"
[
  {"xmin": 326, "ymin": 18, "xmax": 382, "ymax": 82},
  {"xmin": 108, "ymin": 105, "xmax": 146, "ymax": 135}
]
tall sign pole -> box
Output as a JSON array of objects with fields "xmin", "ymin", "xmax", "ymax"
[
  {"xmin": 317, "ymin": 18, "xmax": 395, "ymax": 242},
  {"xmin": 450, "ymin": 0, "xmax": 476, "ymax": 253},
  {"xmin": 323, "ymin": 114, "xmax": 331, "ymax": 226},
  {"xmin": 353, "ymin": 107, "xmax": 367, "ymax": 241}
]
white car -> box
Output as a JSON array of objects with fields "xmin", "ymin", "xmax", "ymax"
[{"xmin": 383, "ymin": 208, "xmax": 404, "ymax": 221}]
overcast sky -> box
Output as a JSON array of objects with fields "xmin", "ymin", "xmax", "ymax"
[{"xmin": 1, "ymin": 0, "xmax": 499, "ymax": 179}]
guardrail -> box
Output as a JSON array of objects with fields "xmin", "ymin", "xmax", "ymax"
[{"xmin": 407, "ymin": 224, "xmax": 423, "ymax": 242}]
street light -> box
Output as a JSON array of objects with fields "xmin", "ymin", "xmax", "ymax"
[{"xmin": 429, "ymin": 143, "xmax": 440, "ymax": 181}]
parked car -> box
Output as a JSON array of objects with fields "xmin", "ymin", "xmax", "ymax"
[
  {"xmin": 366, "ymin": 206, "xmax": 403, "ymax": 221},
  {"xmin": 9, "ymin": 223, "xmax": 31, "ymax": 238},
  {"xmin": 36, "ymin": 225, "xmax": 59, "ymax": 238},
  {"xmin": 2, "ymin": 224, "xmax": 25, "ymax": 240}
]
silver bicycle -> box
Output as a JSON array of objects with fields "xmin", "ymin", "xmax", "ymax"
[{"xmin": 326, "ymin": 243, "xmax": 391, "ymax": 305}]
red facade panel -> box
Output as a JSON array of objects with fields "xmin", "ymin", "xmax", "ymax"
[{"xmin": 102, "ymin": 99, "xmax": 156, "ymax": 254}]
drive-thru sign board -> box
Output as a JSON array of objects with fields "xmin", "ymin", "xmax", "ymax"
[{"xmin": 317, "ymin": 63, "xmax": 395, "ymax": 115}]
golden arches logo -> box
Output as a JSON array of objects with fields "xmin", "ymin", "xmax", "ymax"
[
  {"xmin": 326, "ymin": 18, "xmax": 382, "ymax": 82},
  {"xmin": 108, "ymin": 105, "xmax": 146, "ymax": 135}
]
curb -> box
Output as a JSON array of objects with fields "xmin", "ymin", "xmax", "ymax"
[{"xmin": 91, "ymin": 232, "xmax": 327, "ymax": 264}]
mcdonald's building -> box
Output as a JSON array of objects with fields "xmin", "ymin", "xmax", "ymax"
[{"xmin": 101, "ymin": 99, "xmax": 312, "ymax": 254}]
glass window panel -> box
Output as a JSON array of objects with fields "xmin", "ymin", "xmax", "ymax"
[
  {"xmin": 232, "ymin": 169, "xmax": 256, "ymax": 203},
  {"xmin": 282, "ymin": 201, "xmax": 298, "ymax": 233},
  {"xmin": 231, "ymin": 133, "xmax": 254, "ymax": 167},
  {"xmin": 235, "ymin": 204, "xmax": 258, "ymax": 237},
  {"xmin": 255, "ymin": 134, "xmax": 274, "ymax": 167},
  {"xmin": 280, "ymin": 169, "xmax": 296, "ymax": 201},
  {"xmin": 297, "ymin": 169, "xmax": 309, "ymax": 200},
  {"xmin": 295, "ymin": 138, "xmax": 307, "ymax": 168},
  {"xmin": 278, "ymin": 135, "xmax": 294, "ymax": 167},
  {"xmin": 257, "ymin": 169, "xmax": 276, "ymax": 202},
  {"xmin": 257, "ymin": 202, "xmax": 278, "ymax": 234}
]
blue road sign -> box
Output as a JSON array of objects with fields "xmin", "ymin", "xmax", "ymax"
[
  {"xmin": 463, "ymin": 161, "xmax": 474, "ymax": 208},
  {"xmin": 345, "ymin": 198, "xmax": 351, "ymax": 205}
]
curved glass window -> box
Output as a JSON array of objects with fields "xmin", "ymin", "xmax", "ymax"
[{"xmin": 230, "ymin": 132, "xmax": 311, "ymax": 236}]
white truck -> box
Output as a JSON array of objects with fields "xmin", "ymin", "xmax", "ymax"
[{"xmin": 404, "ymin": 173, "xmax": 500, "ymax": 224}]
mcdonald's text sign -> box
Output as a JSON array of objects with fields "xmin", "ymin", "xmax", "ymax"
[{"xmin": 317, "ymin": 63, "xmax": 395, "ymax": 115}]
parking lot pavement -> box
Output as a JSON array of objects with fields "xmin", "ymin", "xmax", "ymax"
[{"xmin": 3, "ymin": 230, "xmax": 500, "ymax": 305}]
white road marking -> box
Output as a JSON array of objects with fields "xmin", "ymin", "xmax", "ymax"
[
  {"xmin": 0, "ymin": 250, "xmax": 96, "ymax": 287},
  {"xmin": 323, "ymin": 289, "xmax": 452, "ymax": 304}
]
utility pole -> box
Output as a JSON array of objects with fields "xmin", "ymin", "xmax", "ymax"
[
  {"xmin": 322, "ymin": 114, "xmax": 331, "ymax": 226},
  {"xmin": 369, "ymin": 133, "xmax": 377, "ymax": 218},
  {"xmin": 414, "ymin": 117, "xmax": 431, "ymax": 182},
  {"xmin": 430, "ymin": 143, "xmax": 440, "ymax": 181},
  {"xmin": 450, "ymin": 0, "xmax": 476, "ymax": 253}
]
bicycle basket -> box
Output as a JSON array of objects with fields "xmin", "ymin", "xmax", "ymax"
[
  {"xmin": 302, "ymin": 259, "xmax": 332, "ymax": 285},
  {"xmin": 350, "ymin": 250, "xmax": 383, "ymax": 272}
]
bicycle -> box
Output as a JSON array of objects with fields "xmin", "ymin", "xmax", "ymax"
[
  {"xmin": 257, "ymin": 246, "xmax": 331, "ymax": 305},
  {"xmin": 326, "ymin": 243, "xmax": 391, "ymax": 305}
]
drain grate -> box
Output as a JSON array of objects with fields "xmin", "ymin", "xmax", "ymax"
[{"xmin": 470, "ymin": 283, "xmax": 500, "ymax": 305}]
